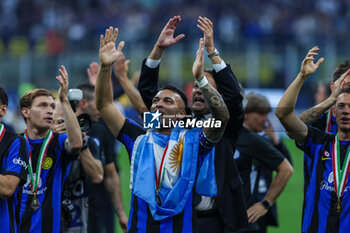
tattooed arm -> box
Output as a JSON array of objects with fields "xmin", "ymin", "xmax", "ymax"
[
  {"xmin": 298, "ymin": 68, "xmax": 350, "ymax": 124},
  {"xmin": 192, "ymin": 38, "xmax": 229, "ymax": 142},
  {"xmin": 298, "ymin": 97, "xmax": 335, "ymax": 124}
]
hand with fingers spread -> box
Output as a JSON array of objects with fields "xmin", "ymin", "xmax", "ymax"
[
  {"xmin": 197, "ymin": 16, "xmax": 215, "ymax": 54},
  {"xmin": 192, "ymin": 38, "xmax": 205, "ymax": 81},
  {"xmin": 113, "ymin": 53, "xmax": 130, "ymax": 81},
  {"xmin": 156, "ymin": 15, "xmax": 185, "ymax": 49},
  {"xmin": 99, "ymin": 26, "xmax": 125, "ymax": 66},
  {"xmin": 87, "ymin": 62, "xmax": 99, "ymax": 86},
  {"xmin": 56, "ymin": 65, "xmax": 70, "ymax": 102},
  {"xmin": 331, "ymin": 69, "xmax": 350, "ymax": 100},
  {"xmin": 300, "ymin": 46, "xmax": 325, "ymax": 78}
]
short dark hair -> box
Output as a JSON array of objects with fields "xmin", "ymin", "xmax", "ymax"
[
  {"xmin": 76, "ymin": 83, "xmax": 95, "ymax": 101},
  {"xmin": 158, "ymin": 84, "xmax": 190, "ymax": 114},
  {"xmin": 0, "ymin": 86, "xmax": 8, "ymax": 106},
  {"xmin": 333, "ymin": 61, "xmax": 350, "ymax": 82},
  {"xmin": 244, "ymin": 93, "xmax": 271, "ymax": 114},
  {"xmin": 338, "ymin": 86, "xmax": 350, "ymax": 96}
]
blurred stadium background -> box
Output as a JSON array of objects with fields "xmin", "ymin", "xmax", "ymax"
[{"xmin": 1, "ymin": 0, "xmax": 348, "ymax": 232}]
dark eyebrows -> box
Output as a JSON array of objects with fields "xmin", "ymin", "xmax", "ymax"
[{"xmin": 164, "ymin": 97, "xmax": 175, "ymax": 102}]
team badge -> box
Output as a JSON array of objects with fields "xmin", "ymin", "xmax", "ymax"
[
  {"xmin": 42, "ymin": 157, "xmax": 53, "ymax": 169},
  {"xmin": 322, "ymin": 151, "xmax": 331, "ymax": 161}
]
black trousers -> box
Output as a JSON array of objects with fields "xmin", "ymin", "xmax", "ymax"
[{"xmin": 197, "ymin": 210, "xmax": 224, "ymax": 233}]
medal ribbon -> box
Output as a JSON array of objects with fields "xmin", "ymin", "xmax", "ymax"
[
  {"xmin": 24, "ymin": 130, "xmax": 54, "ymax": 193},
  {"xmin": 0, "ymin": 124, "xmax": 5, "ymax": 142},
  {"xmin": 332, "ymin": 134, "xmax": 350, "ymax": 198},
  {"xmin": 155, "ymin": 143, "xmax": 169, "ymax": 192},
  {"xmin": 326, "ymin": 108, "xmax": 332, "ymax": 133}
]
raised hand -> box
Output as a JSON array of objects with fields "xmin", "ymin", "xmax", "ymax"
[
  {"xmin": 156, "ymin": 16, "xmax": 185, "ymax": 49},
  {"xmin": 87, "ymin": 62, "xmax": 99, "ymax": 86},
  {"xmin": 331, "ymin": 69, "xmax": 350, "ymax": 99},
  {"xmin": 99, "ymin": 26, "xmax": 125, "ymax": 66},
  {"xmin": 197, "ymin": 16, "xmax": 214, "ymax": 54},
  {"xmin": 56, "ymin": 65, "xmax": 69, "ymax": 102},
  {"xmin": 192, "ymin": 38, "xmax": 204, "ymax": 81},
  {"xmin": 113, "ymin": 53, "xmax": 130, "ymax": 80},
  {"xmin": 300, "ymin": 46, "xmax": 324, "ymax": 78}
]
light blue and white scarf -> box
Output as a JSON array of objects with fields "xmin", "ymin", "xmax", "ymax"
[{"xmin": 130, "ymin": 127, "xmax": 216, "ymax": 221}]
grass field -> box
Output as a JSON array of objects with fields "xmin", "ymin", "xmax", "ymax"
[{"xmin": 114, "ymin": 138, "xmax": 304, "ymax": 233}]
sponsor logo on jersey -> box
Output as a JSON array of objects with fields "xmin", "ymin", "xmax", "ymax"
[{"xmin": 13, "ymin": 157, "xmax": 28, "ymax": 169}]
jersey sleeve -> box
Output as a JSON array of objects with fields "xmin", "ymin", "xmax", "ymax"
[
  {"xmin": 58, "ymin": 133, "xmax": 79, "ymax": 163},
  {"xmin": 117, "ymin": 119, "xmax": 146, "ymax": 159},
  {"xmin": 3, "ymin": 137, "xmax": 29, "ymax": 183},
  {"xmin": 310, "ymin": 113, "xmax": 327, "ymax": 131},
  {"xmin": 296, "ymin": 125, "xmax": 330, "ymax": 159},
  {"xmin": 242, "ymin": 134, "xmax": 285, "ymax": 171}
]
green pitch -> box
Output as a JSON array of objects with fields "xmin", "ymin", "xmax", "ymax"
[{"xmin": 115, "ymin": 138, "xmax": 304, "ymax": 233}]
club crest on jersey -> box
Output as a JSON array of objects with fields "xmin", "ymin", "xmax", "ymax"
[
  {"xmin": 322, "ymin": 150, "xmax": 331, "ymax": 161},
  {"xmin": 42, "ymin": 157, "xmax": 53, "ymax": 169}
]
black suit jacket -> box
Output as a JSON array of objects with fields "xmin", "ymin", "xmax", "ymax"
[{"xmin": 138, "ymin": 60, "xmax": 248, "ymax": 231}]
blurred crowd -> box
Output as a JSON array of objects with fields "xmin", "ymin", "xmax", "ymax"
[{"xmin": 1, "ymin": 0, "xmax": 350, "ymax": 55}]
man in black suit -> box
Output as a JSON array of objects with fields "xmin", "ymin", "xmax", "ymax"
[{"xmin": 138, "ymin": 16, "xmax": 248, "ymax": 233}]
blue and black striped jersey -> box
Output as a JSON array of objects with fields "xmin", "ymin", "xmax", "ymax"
[
  {"xmin": 297, "ymin": 126, "xmax": 350, "ymax": 233},
  {"xmin": 118, "ymin": 119, "xmax": 215, "ymax": 233},
  {"xmin": 18, "ymin": 133, "xmax": 75, "ymax": 233},
  {"xmin": 301, "ymin": 113, "xmax": 338, "ymax": 229},
  {"xmin": 0, "ymin": 131, "xmax": 29, "ymax": 233}
]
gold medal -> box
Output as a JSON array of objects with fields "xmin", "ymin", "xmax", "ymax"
[
  {"xmin": 31, "ymin": 193, "xmax": 40, "ymax": 211},
  {"xmin": 156, "ymin": 192, "xmax": 162, "ymax": 206},
  {"xmin": 334, "ymin": 198, "xmax": 344, "ymax": 215}
]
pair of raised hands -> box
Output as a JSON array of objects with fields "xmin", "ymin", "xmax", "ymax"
[{"xmin": 98, "ymin": 16, "xmax": 216, "ymax": 82}]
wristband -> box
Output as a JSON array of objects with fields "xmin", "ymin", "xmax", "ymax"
[
  {"xmin": 196, "ymin": 76, "xmax": 209, "ymax": 88},
  {"xmin": 207, "ymin": 48, "xmax": 219, "ymax": 58},
  {"xmin": 261, "ymin": 200, "xmax": 271, "ymax": 210}
]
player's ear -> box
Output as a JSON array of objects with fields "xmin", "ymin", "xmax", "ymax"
[
  {"xmin": 0, "ymin": 104, "xmax": 7, "ymax": 118},
  {"xmin": 21, "ymin": 107, "xmax": 29, "ymax": 119}
]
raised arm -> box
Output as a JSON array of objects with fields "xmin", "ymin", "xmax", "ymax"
[
  {"xmin": 275, "ymin": 46, "xmax": 324, "ymax": 144},
  {"xmin": 138, "ymin": 16, "xmax": 185, "ymax": 110},
  {"xmin": 56, "ymin": 65, "xmax": 83, "ymax": 154},
  {"xmin": 192, "ymin": 38, "xmax": 229, "ymax": 141},
  {"xmin": 113, "ymin": 53, "xmax": 147, "ymax": 115},
  {"xmin": 198, "ymin": 16, "xmax": 243, "ymax": 137},
  {"xmin": 79, "ymin": 138, "xmax": 103, "ymax": 184},
  {"xmin": 149, "ymin": 15, "xmax": 185, "ymax": 60},
  {"xmin": 95, "ymin": 27, "xmax": 126, "ymax": 138},
  {"xmin": 298, "ymin": 69, "xmax": 350, "ymax": 124}
]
